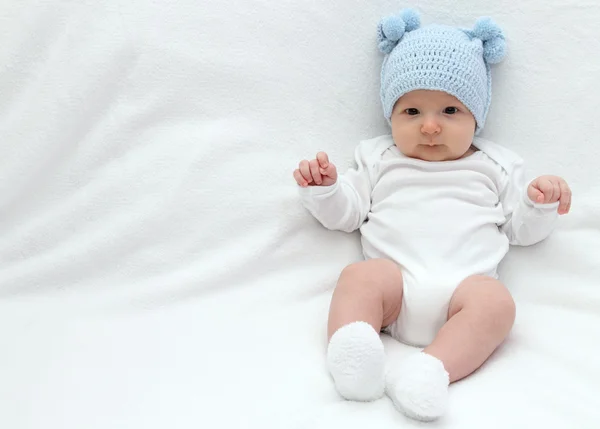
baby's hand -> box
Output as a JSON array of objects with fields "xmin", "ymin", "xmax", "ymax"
[
  {"xmin": 527, "ymin": 175, "xmax": 572, "ymax": 215},
  {"xmin": 294, "ymin": 152, "xmax": 338, "ymax": 187}
]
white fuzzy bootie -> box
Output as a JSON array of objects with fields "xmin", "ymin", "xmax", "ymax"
[
  {"xmin": 385, "ymin": 352, "xmax": 450, "ymax": 421},
  {"xmin": 327, "ymin": 321, "xmax": 385, "ymax": 401}
]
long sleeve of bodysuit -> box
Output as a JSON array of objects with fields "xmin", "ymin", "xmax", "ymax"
[
  {"xmin": 298, "ymin": 142, "xmax": 375, "ymax": 233},
  {"xmin": 498, "ymin": 158, "xmax": 560, "ymax": 246}
]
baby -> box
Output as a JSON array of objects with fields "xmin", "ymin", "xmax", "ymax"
[{"xmin": 293, "ymin": 9, "xmax": 572, "ymax": 422}]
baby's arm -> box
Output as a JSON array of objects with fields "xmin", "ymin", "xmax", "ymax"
[
  {"xmin": 294, "ymin": 143, "xmax": 374, "ymax": 233},
  {"xmin": 499, "ymin": 160, "xmax": 570, "ymax": 246}
]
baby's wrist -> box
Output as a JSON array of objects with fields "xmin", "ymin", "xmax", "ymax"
[{"xmin": 299, "ymin": 179, "xmax": 339, "ymax": 196}]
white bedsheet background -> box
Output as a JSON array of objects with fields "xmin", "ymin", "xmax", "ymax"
[{"xmin": 0, "ymin": 0, "xmax": 599, "ymax": 428}]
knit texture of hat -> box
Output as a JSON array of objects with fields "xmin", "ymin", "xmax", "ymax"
[{"xmin": 378, "ymin": 9, "xmax": 506, "ymax": 133}]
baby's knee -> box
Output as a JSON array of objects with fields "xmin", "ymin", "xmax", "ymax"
[{"xmin": 480, "ymin": 289, "xmax": 516, "ymax": 330}]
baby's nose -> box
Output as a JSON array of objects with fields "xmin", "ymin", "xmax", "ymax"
[{"xmin": 421, "ymin": 118, "xmax": 441, "ymax": 135}]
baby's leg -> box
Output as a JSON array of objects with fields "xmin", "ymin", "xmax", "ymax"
[
  {"xmin": 424, "ymin": 275, "xmax": 516, "ymax": 382},
  {"xmin": 328, "ymin": 259, "xmax": 404, "ymax": 340},
  {"xmin": 327, "ymin": 259, "xmax": 403, "ymax": 401},
  {"xmin": 386, "ymin": 275, "xmax": 515, "ymax": 421}
]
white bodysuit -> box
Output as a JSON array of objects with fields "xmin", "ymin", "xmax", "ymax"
[{"xmin": 300, "ymin": 135, "xmax": 559, "ymax": 347}]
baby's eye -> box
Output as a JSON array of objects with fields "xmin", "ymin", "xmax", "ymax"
[
  {"xmin": 405, "ymin": 108, "xmax": 420, "ymax": 115},
  {"xmin": 444, "ymin": 106, "xmax": 458, "ymax": 114}
]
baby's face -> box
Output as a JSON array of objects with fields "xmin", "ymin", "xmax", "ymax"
[{"xmin": 390, "ymin": 90, "xmax": 476, "ymax": 162}]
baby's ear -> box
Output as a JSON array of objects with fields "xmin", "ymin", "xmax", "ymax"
[
  {"xmin": 377, "ymin": 8, "xmax": 420, "ymax": 54},
  {"xmin": 472, "ymin": 17, "xmax": 506, "ymax": 64}
]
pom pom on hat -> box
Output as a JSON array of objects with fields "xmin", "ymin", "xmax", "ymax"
[
  {"xmin": 401, "ymin": 8, "xmax": 421, "ymax": 32},
  {"xmin": 380, "ymin": 16, "xmax": 406, "ymax": 47},
  {"xmin": 472, "ymin": 17, "xmax": 506, "ymax": 64},
  {"xmin": 377, "ymin": 8, "xmax": 421, "ymax": 54}
]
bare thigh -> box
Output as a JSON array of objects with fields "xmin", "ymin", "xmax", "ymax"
[
  {"xmin": 327, "ymin": 258, "xmax": 404, "ymax": 340},
  {"xmin": 447, "ymin": 275, "xmax": 516, "ymax": 323},
  {"xmin": 423, "ymin": 274, "xmax": 516, "ymax": 382}
]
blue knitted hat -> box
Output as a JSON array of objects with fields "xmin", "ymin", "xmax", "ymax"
[{"xmin": 378, "ymin": 9, "xmax": 506, "ymax": 134}]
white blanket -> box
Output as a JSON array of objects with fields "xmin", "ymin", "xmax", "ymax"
[{"xmin": 1, "ymin": 0, "xmax": 599, "ymax": 427}]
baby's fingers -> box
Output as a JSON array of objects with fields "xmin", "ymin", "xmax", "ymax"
[
  {"xmin": 552, "ymin": 181, "xmax": 561, "ymax": 204},
  {"xmin": 316, "ymin": 152, "xmax": 330, "ymax": 169},
  {"xmin": 558, "ymin": 181, "xmax": 572, "ymax": 215},
  {"xmin": 320, "ymin": 162, "xmax": 338, "ymax": 183},
  {"xmin": 316, "ymin": 151, "xmax": 338, "ymax": 183},
  {"xmin": 293, "ymin": 169, "xmax": 308, "ymax": 187},
  {"xmin": 528, "ymin": 180, "xmax": 545, "ymax": 203},
  {"xmin": 309, "ymin": 159, "xmax": 323, "ymax": 185},
  {"xmin": 299, "ymin": 160, "xmax": 313, "ymax": 185},
  {"xmin": 530, "ymin": 187, "xmax": 544, "ymax": 204},
  {"xmin": 537, "ymin": 179, "xmax": 556, "ymax": 203}
]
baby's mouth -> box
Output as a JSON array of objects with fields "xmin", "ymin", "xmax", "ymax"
[{"xmin": 421, "ymin": 138, "xmax": 440, "ymax": 146}]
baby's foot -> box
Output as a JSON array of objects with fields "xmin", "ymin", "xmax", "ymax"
[
  {"xmin": 327, "ymin": 321, "xmax": 385, "ymax": 401},
  {"xmin": 385, "ymin": 352, "xmax": 450, "ymax": 421}
]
